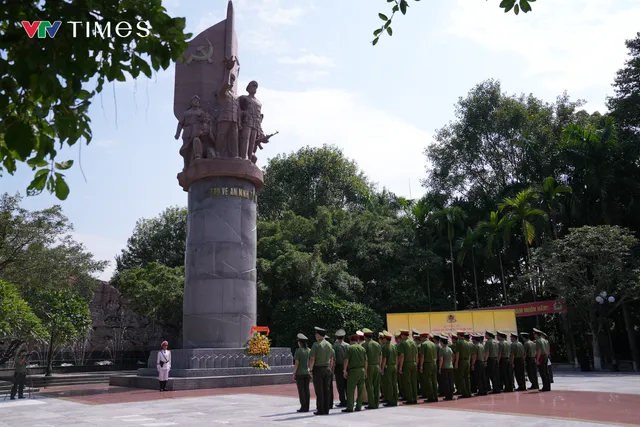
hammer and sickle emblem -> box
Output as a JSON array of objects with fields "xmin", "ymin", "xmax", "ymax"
[{"xmin": 186, "ymin": 38, "xmax": 214, "ymax": 64}]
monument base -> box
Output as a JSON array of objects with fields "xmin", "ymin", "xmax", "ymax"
[{"xmin": 109, "ymin": 347, "xmax": 294, "ymax": 391}]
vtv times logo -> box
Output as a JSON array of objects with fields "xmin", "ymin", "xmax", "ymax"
[{"xmin": 21, "ymin": 21, "xmax": 151, "ymax": 39}]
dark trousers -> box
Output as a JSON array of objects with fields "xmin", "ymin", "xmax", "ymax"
[
  {"xmin": 334, "ymin": 364, "xmax": 346, "ymax": 405},
  {"xmin": 10, "ymin": 372, "xmax": 26, "ymax": 398},
  {"xmin": 538, "ymin": 355, "xmax": 551, "ymax": 391},
  {"xmin": 526, "ymin": 357, "xmax": 539, "ymax": 388},
  {"xmin": 312, "ymin": 366, "xmax": 332, "ymax": 414},
  {"xmin": 499, "ymin": 359, "xmax": 513, "ymax": 392},
  {"xmin": 296, "ymin": 374, "xmax": 310, "ymax": 411},
  {"xmin": 548, "ymin": 364, "xmax": 554, "ymax": 383},
  {"xmin": 473, "ymin": 360, "xmax": 487, "ymax": 395},
  {"xmin": 441, "ymin": 368, "xmax": 454, "ymax": 399},
  {"xmin": 487, "ymin": 357, "xmax": 500, "ymax": 393},
  {"xmin": 514, "ymin": 358, "xmax": 526, "ymax": 390}
]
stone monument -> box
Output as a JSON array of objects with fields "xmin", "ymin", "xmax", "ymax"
[{"xmin": 110, "ymin": 1, "xmax": 291, "ymax": 391}]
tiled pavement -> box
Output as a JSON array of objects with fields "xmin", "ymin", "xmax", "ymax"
[{"xmin": 1, "ymin": 372, "xmax": 639, "ymax": 426}]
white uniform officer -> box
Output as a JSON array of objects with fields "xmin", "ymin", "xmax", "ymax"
[{"xmin": 157, "ymin": 340, "xmax": 171, "ymax": 391}]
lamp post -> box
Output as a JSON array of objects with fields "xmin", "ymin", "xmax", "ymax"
[{"xmin": 595, "ymin": 291, "xmax": 618, "ymax": 371}]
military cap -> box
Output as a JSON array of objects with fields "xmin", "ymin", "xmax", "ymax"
[
  {"xmin": 297, "ymin": 333, "xmax": 308, "ymax": 340},
  {"xmin": 362, "ymin": 328, "xmax": 373, "ymax": 335},
  {"xmin": 497, "ymin": 331, "xmax": 507, "ymax": 337},
  {"xmin": 399, "ymin": 329, "xmax": 410, "ymax": 336},
  {"xmin": 335, "ymin": 329, "xmax": 346, "ymax": 337},
  {"xmin": 420, "ymin": 332, "xmax": 430, "ymax": 338},
  {"xmin": 510, "ymin": 333, "xmax": 518, "ymax": 338},
  {"xmin": 356, "ymin": 330, "xmax": 365, "ymax": 337},
  {"xmin": 384, "ymin": 331, "xmax": 393, "ymax": 339},
  {"xmin": 350, "ymin": 333, "xmax": 360, "ymax": 340},
  {"xmin": 394, "ymin": 330, "xmax": 402, "ymax": 337},
  {"xmin": 520, "ymin": 332, "xmax": 529, "ymax": 337},
  {"xmin": 532, "ymin": 328, "xmax": 544, "ymax": 335},
  {"xmin": 463, "ymin": 332, "xmax": 471, "ymax": 338},
  {"xmin": 314, "ymin": 326, "xmax": 326, "ymax": 333},
  {"xmin": 456, "ymin": 330, "xmax": 465, "ymax": 336},
  {"xmin": 412, "ymin": 329, "xmax": 420, "ymax": 335},
  {"xmin": 485, "ymin": 330, "xmax": 495, "ymax": 337},
  {"xmin": 451, "ymin": 334, "xmax": 458, "ymax": 340}
]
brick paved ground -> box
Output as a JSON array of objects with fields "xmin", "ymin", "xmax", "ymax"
[{"xmin": 1, "ymin": 372, "xmax": 639, "ymax": 426}]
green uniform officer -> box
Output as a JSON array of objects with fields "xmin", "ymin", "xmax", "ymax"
[
  {"xmin": 309, "ymin": 326, "xmax": 335, "ymax": 415},
  {"xmin": 362, "ymin": 328, "xmax": 382, "ymax": 409},
  {"xmin": 342, "ymin": 333, "xmax": 368, "ymax": 412},
  {"xmin": 412, "ymin": 330, "xmax": 421, "ymax": 397},
  {"xmin": 534, "ymin": 328, "xmax": 551, "ymax": 391},
  {"xmin": 380, "ymin": 331, "xmax": 399, "ymax": 407},
  {"xmin": 397, "ymin": 329, "xmax": 418, "ymax": 404},
  {"xmin": 394, "ymin": 332, "xmax": 404, "ymax": 399},
  {"xmin": 511, "ymin": 333, "xmax": 526, "ymax": 391},
  {"xmin": 10, "ymin": 349, "xmax": 28, "ymax": 400},
  {"xmin": 472, "ymin": 334, "xmax": 487, "ymax": 396},
  {"xmin": 456, "ymin": 331, "xmax": 472, "ymax": 398},
  {"xmin": 439, "ymin": 336, "xmax": 455, "ymax": 400},
  {"xmin": 293, "ymin": 333, "xmax": 311, "ymax": 413},
  {"xmin": 451, "ymin": 334, "xmax": 461, "ymax": 395},
  {"xmin": 333, "ymin": 329, "xmax": 350, "ymax": 408},
  {"xmin": 419, "ymin": 333, "xmax": 438, "ymax": 402},
  {"xmin": 497, "ymin": 331, "xmax": 514, "ymax": 392},
  {"xmin": 484, "ymin": 331, "xmax": 500, "ymax": 393},
  {"xmin": 521, "ymin": 332, "xmax": 538, "ymax": 389}
]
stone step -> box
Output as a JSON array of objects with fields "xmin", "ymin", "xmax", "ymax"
[{"xmin": 110, "ymin": 372, "xmax": 293, "ymax": 391}]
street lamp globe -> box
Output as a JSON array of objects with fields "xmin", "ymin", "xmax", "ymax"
[
  {"xmin": 600, "ymin": 291, "xmax": 608, "ymax": 298},
  {"xmin": 595, "ymin": 296, "xmax": 604, "ymax": 304},
  {"xmin": 608, "ymin": 296, "xmax": 616, "ymax": 303}
]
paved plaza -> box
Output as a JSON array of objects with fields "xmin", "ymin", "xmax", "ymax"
[{"xmin": 1, "ymin": 372, "xmax": 639, "ymax": 426}]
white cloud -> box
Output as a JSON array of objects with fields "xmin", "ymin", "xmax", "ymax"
[
  {"xmin": 278, "ymin": 54, "xmax": 336, "ymax": 67},
  {"xmin": 240, "ymin": 0, "xmax": 306, "ymax": 25},
  {"xmin": 446, "ymin": 0, "xmax": 640, "ymax": 92},
  {"xmin": 295, "ymin": 70, "xmax": 329, "ymax": 82},
  {"xmin": 71, "ymin": 232, "xmax": 123, "ymax": 280},
  {"xmin": 245, "ymin": 81, "xmax": 431, "ymax": 199},
  {"xmin": 193, "ymin": 12, "xmax": 220, "ymax": 34}
]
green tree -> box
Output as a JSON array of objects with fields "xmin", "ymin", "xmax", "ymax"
[
  {"xmin": 607, "ymin": 32, "xmax": 640, "ymax": 131},
  {"xmin": 434, "ymin": 206, "xmax": 466, "ymax": 311},
  {"xmin": 498, "ymin": 188, "xmax": 547, "ymax": 264},
  {"xmin": 456, "ymin": 227, "xmax": 482, "ymax": 307},
  {"xmin": 477, "ymin": 211, "xmax": 512, "ymax": 304},
  {"xmin": 534, "ymin": 176, "xmax": 572, "ymax": 239},
  {"xmin": 258, "ymin": 145, "xmax": 372, "ymax": 220},
  {"xmin": 373, "ymin": 0, "xmax": 537, "ymax": 45},
  {"xmin": 1, "ymin": 0, "xmax": 190, "ymax": 199},
  {"xmin": 115, "ymin": 206, "xmax": 187, "ymax": 272},
  {"xmin": 111, "ymin": 262, "xmax": 184, "ymax": 331},
  {"xmin": 530, "ymin": 226, "xmax": 640, "ymax": 370},
  {"xmin": 0, "ymin": 280, "xmax": 45, "ymax": 365},
  {"xmin": 270, "ymin": 296, "xmax": 383, "ymax": 348},
  {"xmin": 31, "ymin": 288, "xmax": 92, "ymax": 375},
  {"xmin": 0, "ymin": 192, "xmax": 69, "ymax": 273}
]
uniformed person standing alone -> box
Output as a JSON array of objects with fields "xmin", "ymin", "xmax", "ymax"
[
  {"xmin": 472, "ymin": 334, "xmax": 487, "ymax": 396},
  {"xmin": 419, "ymin": 332, "xmax": 438, "ymax": 403},
  {"xmin": 533, "ymin": 328, "xmax": 551, "ymax": 391},
  {"xmin": 293, "ymin": 333, "xmax": 311, "ymax": 412},
  {"xmin": 484, "ymin": 331, "xmax": 500, "ymax": 394},
  {"xmin": 308, "ymin": 327, "xmax": 335, "ymax": 415},
  {"xmin": 397, "ymin": 329, "xmax": 418, "ymax": 404},
  {"xmin": 333, "ymin": 329, "xmax": 350, "ymax": 408},
  {"xmin": 342, "ymin": 333, "xmax": 368, "ymax": 412},
  {"xmin": 412, "ymin": 330, "xmax": 422, "ymax": 398},
  {"xmin": 394, "ymin": 332, "xmax": 404, "ymax": 400},
  {"xmin": 362, "ymin": 328, "xmax": 382, "ymax": 409},
  {"xmin": 380, "ymin": 331, "xmax": 399, "ymax": 407},
  {"xmin": 511, "ymin": 333, "xmax": 526, "ymax": 391}
]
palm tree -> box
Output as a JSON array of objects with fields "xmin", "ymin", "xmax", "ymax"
[
  {"xmin": 410, "ymin": 199, "xmax": 438, "ymax": 311},
  {"xmin": 477, "ymin": 211, "xmax": 512, "ymax": 304},
  {"xmin": 434, "ymin": 206, "xmax": 467, "ymax": 311},
  {"xmin": 498, "ymin": 189, "xmax": 547, "ymax": 265},
  {"xmin": 535, "ymin": 176, "xmax": 572, "ymax": 240},
  {"xmin": 457, "ymin": 227, "xmax": 482, "ymax": 307}
]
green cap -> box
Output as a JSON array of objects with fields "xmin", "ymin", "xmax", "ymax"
[
  {"xmin": 362, "ymin": 328, "xmax": 373, "ymax": 335},
  {"xmin": 297, "ymin": 333, "xmax": 308, "ymax": 340},
  {"xmin": 335, "ymin": 329, "xmax": 346, "ymax": 337},
  {"xmin": 399, "ymin": 329, "xmax": 409, "ymax": 336}
]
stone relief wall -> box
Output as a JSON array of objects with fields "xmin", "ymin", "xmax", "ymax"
[{"xmin": 89, "ymin": 281, "xmax": 178, "ymax": 353}]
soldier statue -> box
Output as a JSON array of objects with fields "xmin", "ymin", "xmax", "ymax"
[
  {"xmin": 214, "ymin": 57, "xmax": 240, "ymax": 158},
  {"xmin": 175, "ymin": 95, "xmax": 205, "ymax": 169}
]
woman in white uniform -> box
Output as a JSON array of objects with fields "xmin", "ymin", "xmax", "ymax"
[{"xmin": 157, "ymin": 340, "xmax": 171, "ymax": 391}]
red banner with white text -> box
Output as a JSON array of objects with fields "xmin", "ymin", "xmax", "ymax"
[{"xmin": 473, "ymin": 299, "xmax": 567, "ymax": 317}]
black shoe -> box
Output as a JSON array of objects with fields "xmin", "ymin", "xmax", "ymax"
[
  {"xmin": 335, "ymin": 403, "xmax": 345, "ymax": 408},
  {"xmin": 528, "ymin": 386, "xmax": 537, "ymax": 390},
  {"xmin": 10, "ymin": 397, "xmax": 15, "ymax": 400},
  {"xmin": 18, "ymin": 396, "xmax": 25, "ymax": 399},
  {"xmin": 313, "ymin": 412, "xmax": 320, "ymax": 415},
  {"xmin": 341, "ymin": 409, "xmax": 353, "ymax": 413},
  {"xmin": 365, "ymin": 406, "xmax": 377, "ymax": 409},
  {"xmin": 444, "ymin": 397, "xmax": 454, "ymax": 401},
  {"xmin": 383, "ymin": 403, "xmax": 397, "ymax": 407},
  {"xmin": 354, "ymin": 408, "xmax": 362, "ymax": 412}
]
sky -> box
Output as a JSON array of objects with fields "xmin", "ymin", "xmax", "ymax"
[{"xmin": 3, "ymin": 0, "xmax": 640, "ymax": 280}]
